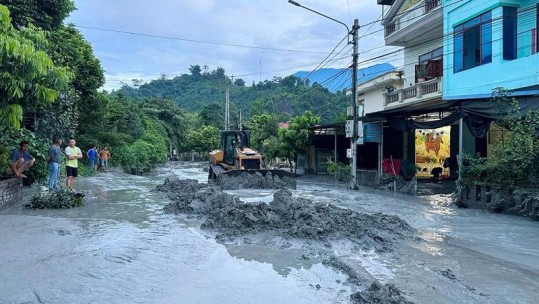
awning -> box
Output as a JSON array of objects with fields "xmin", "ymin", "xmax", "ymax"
[
  {"xmin": 366, "ymin": 95, "xmax": 539, "ymax": 138},
  {"xmin": 368, "ymin": 98, "xmax": 460, "ymax": 117}
]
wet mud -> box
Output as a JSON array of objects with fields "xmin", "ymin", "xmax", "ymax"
[
  {"xmin": 160, "ymin": 177, "xmax": 417, "ymax": 303},
  {"xmin": 215, "ymin": 170, "xmax": 297, "ymax": 190}
]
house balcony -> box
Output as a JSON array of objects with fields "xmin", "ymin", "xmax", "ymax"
[
  {"xmin": 384, "ymin": 77, "xmax": 442, "ymax": 108},
  {"xmin": 384, "ymin": 0, "xmax": 442, "ymax": 47}
]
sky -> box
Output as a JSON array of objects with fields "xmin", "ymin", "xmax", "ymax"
[{"xmin": 67, "ymin": 0, "xmax": 398, "ymax": 91}]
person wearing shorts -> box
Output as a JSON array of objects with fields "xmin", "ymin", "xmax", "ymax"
[
  {"xmin": 99, "ymin": 147, "xmax": 111, "ymax": 172},
  {"xmin": 65, "ymin": 138, "xmax": 83, "ymax": 192}
]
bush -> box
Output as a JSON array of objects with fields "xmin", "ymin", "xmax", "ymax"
[
  {"xmin": 26, "ymin": 188, "xmax": 85, "ymax": 209},
  {"xmin": 327, "ymin": 158, "xmax": 350, "ymax": 181},
  {"xmin": 461, "ymin": 90, "xmax": 539, "ymax": 189}
]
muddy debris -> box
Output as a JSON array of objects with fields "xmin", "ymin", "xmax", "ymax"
[
  {"xmin": 160, "ymin": 178, "xmax": 417, "ymax": 303},
  {"xmin": 350, "ymin": 281, "xmax": 414, "ymax": 304},
  {"xmin": 161, "ymin": 178, "xmax": 415, "ymax": 252},
  {"xmin": 215, "ymin": 170, "xmax": 297, "ymax": 190}
]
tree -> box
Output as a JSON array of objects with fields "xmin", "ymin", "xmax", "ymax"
[
  {"xmin": 248, "ymin": 113, "xmax": 278, "ymax": 151},
  {"xmin": 279, "ymin": 111, "xmax": 320, "ymax": 173},
  {"xmin": 189, "ymin": 64, "xmax": 201, "ymax": 77},
  {"xmin": 462, "ymin": 89, "xmax": 539, "ymax": 188},
  {"xmin": 0, "ymin": 4, "xmax": 71, "ymax": 129},
  {"xmin": 234, "ymin": 78, "xmax": 245, "ymax": 87},
  {"xmin": 45, "ymin": 24, "xmax": 105, "ymax": 144},
  {"xmin": 103, "ymin": 94, "xmax": 144, "ymax": 141},
  {"xmin": 186, "ymin": 125, "xmax": 219, "ymax": 152},
  {"xmin": 200, "ymin": 103, "xmax": 225, "ymax": 130},
  {"xmin": 141, "ymin": 97, "xmax": 189, "ymax": 151},
  {"xmin": 0, "ymin": 0, "xmax": 75, "ymax": 30}
]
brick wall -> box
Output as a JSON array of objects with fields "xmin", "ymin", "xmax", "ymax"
[{"xmin": 0, "ymin": 178, "xmax": 22, "ymax": 210}]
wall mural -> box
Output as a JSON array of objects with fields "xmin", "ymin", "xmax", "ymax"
[
  {"xmin": 415, "ymin": 127, "xmax": 450, "ymax": 174},
  {"xmin": 402, "ymin": 0, "xmax": 421, "ymax": 12}
]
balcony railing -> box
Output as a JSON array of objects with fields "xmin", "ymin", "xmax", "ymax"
[
  {"xmin": 384, "ymin": 0, "xmax": 442, "ymax": 38},
  {"xmin": 384, "ymin": 78, "xmax": 442, "ymax": 107},
  {"xmin": 425, "ymin": 0, "xmax": 441, "ymax": 13},
  {"xmin": 385, "ymin": 23, "xmax": 397, "ymax": 37}
]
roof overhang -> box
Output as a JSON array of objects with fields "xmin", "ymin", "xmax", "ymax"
[{"xmin": 367, "ymin": 98, "xmax": 461, "ymax": 118}]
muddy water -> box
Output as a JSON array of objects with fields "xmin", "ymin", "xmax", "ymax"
[
  {"xmin": 1, "ymin": 162, "xmax": 538, "ymax": 303},
  {"xmin": 0, "ymin": 164, "xmax": 351, "ymax": 304},
  {"xmin": 297, "ymin": 176, "xmax": 539, "ymax": 303}
]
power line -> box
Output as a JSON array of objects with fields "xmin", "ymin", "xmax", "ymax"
[
  {"xmin": 98, "ymin": 4, "xmax": 538, "ymax": 91},
  {"xmin": 75, "ymin": 25, "xmax": 339, "ymax": 55},
  {"xmin": 354, "ymin": 6, "xmax": 539, "ymax": 69}
]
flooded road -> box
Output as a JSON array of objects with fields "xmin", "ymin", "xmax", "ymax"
[{"xmin": 1, "ymin": 162, "xmax": 538, "ymax": 303}]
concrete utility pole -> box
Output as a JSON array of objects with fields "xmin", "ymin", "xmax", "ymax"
[
  {"xmin": 288, "ymin": 0, "xmax": 360, "ymax": 189},
  {"xmin": 350, "ymin": 19, "xmax": 359, "ymax": 190},
  {"xmin": 225, "ymin": 87, "xmax": 230, "ymax": 131}
]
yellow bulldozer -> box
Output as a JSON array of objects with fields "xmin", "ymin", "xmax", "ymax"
[{"xmin": 208, "ymin": 130, "xmax": 295, "ymax": 189}]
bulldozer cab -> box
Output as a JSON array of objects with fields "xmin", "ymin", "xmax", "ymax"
[{"xmin": 221, "ymin": 130, "xmax": 250, "ymax": 165}]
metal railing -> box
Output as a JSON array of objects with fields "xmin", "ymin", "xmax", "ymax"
[
  {"xmin": 425, "ymin": 0, "xmax": 441, "ymax": 13},
  {"xmin": 385, "ymin": 23, "xmax": 397, "ymax": 37}
]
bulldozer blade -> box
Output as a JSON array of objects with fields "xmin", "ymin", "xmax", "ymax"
[{"xmin": 217, "ymin": 169, "xmax": 296, "ymax": 190}]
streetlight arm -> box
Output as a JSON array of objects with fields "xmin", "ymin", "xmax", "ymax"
[{"xmin": 288, "ymin": 0, "xmax": 350, "ymax": 34}]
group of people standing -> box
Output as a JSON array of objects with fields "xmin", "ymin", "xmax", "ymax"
[
  {"xmin": 48, "ymin": 139, "xmax": 111, "ymax": 192},
  {"xmin": 9, "ymin": 138, "xmax": 110, "ymax": 193},
  {"xmin": 85, "ymin": 145, "xmax": 111, "ymax": 174}
]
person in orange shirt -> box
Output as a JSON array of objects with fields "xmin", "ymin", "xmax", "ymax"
[{"xmin": 99, "ymin": 147, "xmax": 111, "ymax": 173}]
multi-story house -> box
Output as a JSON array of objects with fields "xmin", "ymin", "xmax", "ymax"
[
  {"xmin": 379, "ymin": 0, "xmax": 444, "ymax": 108},
  {"xmin": 444, "ymin": 1, "xmax": 539, "ymax": 98},
  {"xmin": 357, "ymin": 0, "xmax": 449, "ymax": 180},
  {"xmin": 362, "ymin": 0, "xmax": 539, "ymax": 181},
  {"xmin": 443, "ymin": 1, "xmax": 539, "ymax": 157}
]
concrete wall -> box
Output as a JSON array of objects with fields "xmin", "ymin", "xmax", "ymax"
[
  {"xmin": 444, "ymin": 0, "xmax": 539, "ymax": 98},
  {"xmin": 359, "ymin": 71, "xmax": 405, "ymax": 114},
  {"xmin": 0, "ymin": 178, "xmax": 22, "ymax": 210}
]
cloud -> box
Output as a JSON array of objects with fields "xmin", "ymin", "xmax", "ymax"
[{"xmin": 69, "ymin": 0, "xmax": 390, "ymax": 88}]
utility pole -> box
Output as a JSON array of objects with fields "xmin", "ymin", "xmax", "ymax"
[
  {"xmin": 239, "ymin": 109, "xmax": 242, "ymax": 130},
  {"xmin": 288, "ymin": 0, "xmax": 360, "ymax": 190},
  {"xmin": 350, "ymin": 19, "xmax": 359, "ymax": 190},
  {"xmin": 225, "ymin": 87, "xmax": 230, "ymax": 131}
]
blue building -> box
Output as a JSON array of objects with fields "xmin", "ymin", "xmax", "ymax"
[
  {"xmin": 364, "ymin": 0, "xmax": 539, "ymax": 182},
  {"xmin": 444, "ymin": 0, "xmax": 539, "ymax": 99}
]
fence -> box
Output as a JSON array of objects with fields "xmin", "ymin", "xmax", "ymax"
[{"xmin": 169, "ymin": 151, "xmax": 209, "ymax": 162}]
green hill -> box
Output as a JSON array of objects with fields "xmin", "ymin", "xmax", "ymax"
[{"xmin": 113, "ymin": 66, "xmax": 349, "ymax": 124}]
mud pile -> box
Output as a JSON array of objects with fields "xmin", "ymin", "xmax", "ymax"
[
  {"xmin": 216, "ymin": 171, "xmax": 296, "ymax": 190},
  {"xmin": 350, "ymin": 282, "xmax": 414, "ymax": 304},
  {"xmin": 162, "ymin": 178, "xmax": 414, "ymax": 252},
  {"xmin": 160, "ymin": 177, "xmax": 416, "ymax": 303}
]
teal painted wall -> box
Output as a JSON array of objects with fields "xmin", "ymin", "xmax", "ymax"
[{"xmin": 443, "ymin": 0, "xmax": 539, "ymax": 99}]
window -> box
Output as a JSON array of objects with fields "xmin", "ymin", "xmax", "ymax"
[
  {"xmin": 454, "ymin": 11, "xmax": 492, "ymax": 72},
  {"xmin": 536, "ymin": 4, "xmax": 539, "ymax": 53},
  {"xmin": 503, "ymin": 7, "xmax": 517, "ymax": 60},
  {"xmin": 417, "ymin": 47, "xmax": 443, "ymax": 82},
  {"xmin": 419, "ymin": 47, "xmax": 443, "ymax": 64}
]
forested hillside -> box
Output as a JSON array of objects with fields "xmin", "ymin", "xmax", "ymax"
[{"xmin": 114, "ymin": 65, "xmax": 350, "ymax": 124}]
